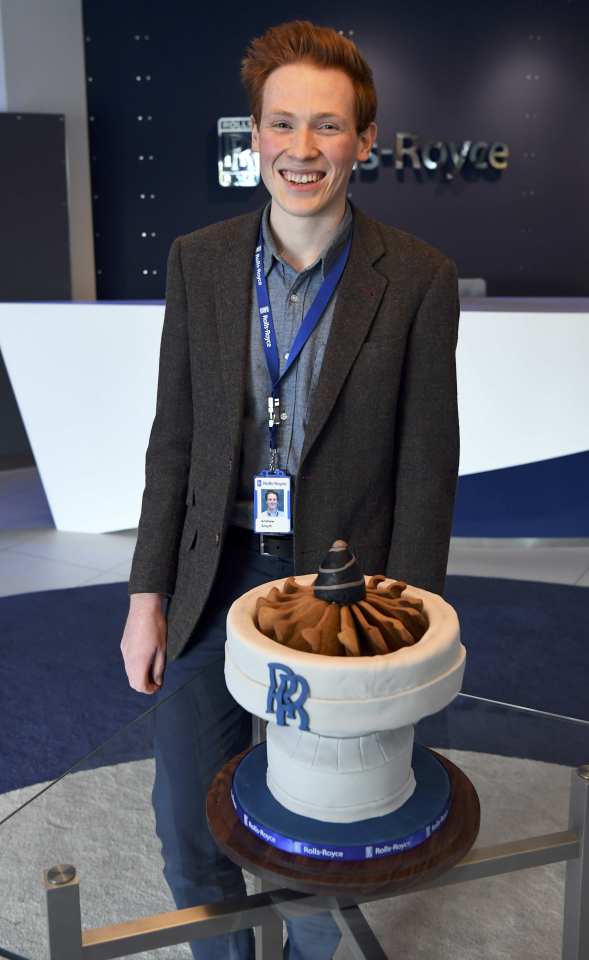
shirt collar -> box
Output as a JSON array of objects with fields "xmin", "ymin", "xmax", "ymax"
[{"xmin": 261, "ymin": 200, "xmax": 353, "ymax": 280}]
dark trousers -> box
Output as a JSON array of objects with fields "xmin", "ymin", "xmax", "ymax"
[{"xmin": 152, "ymin": 532, "xmax": 342, "ymax": 959}]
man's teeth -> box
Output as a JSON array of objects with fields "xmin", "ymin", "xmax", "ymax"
[{"xmin": 282, "ymin": 171, "xmax": 324, "ymax": 184}]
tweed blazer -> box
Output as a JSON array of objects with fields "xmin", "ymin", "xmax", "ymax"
[{"xmin": 128, "ymin": 202, "xmax": 460, "ymax": 660}]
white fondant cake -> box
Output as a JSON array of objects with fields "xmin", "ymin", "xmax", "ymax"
[{"xmin": 225, "ymin": 574, "xmax": 464, "ymax": 824}]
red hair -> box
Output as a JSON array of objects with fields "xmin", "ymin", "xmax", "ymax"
[{"xmin": 241, "ymin": 20, "xmax": 377, "ymax": 134}]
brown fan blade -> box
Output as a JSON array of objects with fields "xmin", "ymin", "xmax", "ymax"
[
  {"xmin": 284, "ymin": 632, "xmax": 313, "ymax": 653},
  {"xmin": 350, "ymin": 603, "xmax": 389, "ymax": 655},
  {"xmin": 301, "ymin": 602, "xmax": 344, "ymax": 656},
  {"xmin": 367, "ymin": 580, "xmax": 407, "ymax": 600},
  {"xmin": 272, "ymin": 598, "xmax": 327, "ymax": 646},
  {"xmin": 380, "ymin": 602, "xmax": 428, "ymax": 639},
  {"xmin": 282, "ymin": 576, "xmax": 314, "ymax": 595},
  {"xmin": 361, "ymin": 595, "xmax": 427, "ymax": 642},
  {"xmin": 338, "ymin": 604, "xmax": 362, "ymax": 656},
  {"xmin": 366, "ymin": 574, "xmax": 387, "ymax": 588},
  {"xmin": 356, "ymin": 600, "xmax": 416, "ymax": 650}
]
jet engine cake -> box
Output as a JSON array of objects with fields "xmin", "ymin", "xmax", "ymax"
[{"xmin": 224, "ymin": 540, "xmax": 465, "ymax": 861}]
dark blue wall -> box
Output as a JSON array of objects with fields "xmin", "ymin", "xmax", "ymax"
[
  {"xmin": 453, "ymin": 452, "xmax": 589, "ymax": 538},
  {"xmin": 82, "ymin": 0, "xmax": 589, "ymax": 300}
]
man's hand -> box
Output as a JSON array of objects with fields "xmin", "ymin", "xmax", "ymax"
[{"xmin": 121, "ymin": 593, "xmax": 168, "ymax": 694}]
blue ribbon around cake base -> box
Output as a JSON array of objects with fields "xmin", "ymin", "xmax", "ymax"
[{"xmin": 231, "ymin": 742, "xmax": 451, "ymax": 862}]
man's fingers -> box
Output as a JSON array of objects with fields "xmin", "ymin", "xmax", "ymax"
[
  {"xmin": 152, "ymin": 645, "xmax": 166, "ymax": 687},
  {"xmin": 123, "ymin": 649, "xmax": 156, "ymax": 694},
  {"xmin": 131, "ymin": 682, "xmax": 157, "ymax": 694},
  {"xmin": 129, "ymin": 671, "xmax": 159, "ymax": 694}
]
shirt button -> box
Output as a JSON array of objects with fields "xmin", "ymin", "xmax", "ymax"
[
  {"xmin": 280, "ymin": 412, "xmax": 288, "ymax": 421},
  {"xmin": 289, "ymin": 293, "xmax": 298, "ymax": 303},
  {"xmin": 284, "ymin": 352, "xmax": 290, "ymax": 360}
]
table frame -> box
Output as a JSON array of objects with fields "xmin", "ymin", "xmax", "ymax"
[{"xmin": 42, "ymin": 761, "xmax": 588, "ymax": 960}]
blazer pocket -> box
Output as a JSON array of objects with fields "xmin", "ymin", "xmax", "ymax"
[
  {"xmin": 186, "ymin": 525, "xmax": 198, "ymax": 551},
  {"xmin": 181, "ymin": 506, "xmax": 199, "ymax": 551}
]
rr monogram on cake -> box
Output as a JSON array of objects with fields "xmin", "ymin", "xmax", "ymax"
[{"xmin": 266, "ymin": 662, "xmax": 310, "ymax": 731}]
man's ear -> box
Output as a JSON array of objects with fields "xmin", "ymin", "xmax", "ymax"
[
  {"xmin": 356, "ymin": 121, "xmax": 378, "ymax": 163},
  {"xmin": 250, "ymin": 115, "xmax": 260, "ymax": 152}
]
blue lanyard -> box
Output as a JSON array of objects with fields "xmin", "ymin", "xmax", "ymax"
[{"xmin": 254, "ymin": 223, "xmax": 352, "ymax": 463}]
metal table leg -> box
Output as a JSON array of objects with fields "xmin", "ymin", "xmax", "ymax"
[
  {"xmin": 563, "ymin": 765, "xmax": 589, "ymax": 960},
  {"xmin": 331, "ymin": 904, "xmax": 388, "ymax": 960},
  {"xmin": 254, "ymin": 879, "xmax": 284, "ymax": 960},
  {"xmin": 44, "ymin": 865, "xmax": 83, "ymax": 960},
  {"xmin": 252, "ymin": 716, "xmax": 267, "ymax": 745}
]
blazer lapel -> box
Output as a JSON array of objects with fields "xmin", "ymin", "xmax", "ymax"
[
  {"xmin": 300, "ymin": 205, "xmax": 388, "ymax": 466},
  {"xmin": 213, "ymin": 208, "xmax": 263, "ymax": 446}
]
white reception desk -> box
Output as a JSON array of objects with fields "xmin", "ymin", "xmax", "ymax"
[{"xmin": 0, "ymin": 298, "xmax": 588, "ymax": 533}]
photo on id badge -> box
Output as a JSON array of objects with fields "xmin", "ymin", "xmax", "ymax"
[{"xmin": 254, "ymin": 475, "xmax": 292, "ymax": 534}]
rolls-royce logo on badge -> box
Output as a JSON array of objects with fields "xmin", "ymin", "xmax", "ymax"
[
  {"xmin": 218, "ymin": 117, "xmax": 260, "ymax": 187},
  {"xmin": 266, "ymin": 662, "xmax": 310, "ymax": 730}
]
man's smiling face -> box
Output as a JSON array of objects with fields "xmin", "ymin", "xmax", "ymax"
[{"xmin": 251, "ymin": 62, "xmax": 376, "ymax": 220}]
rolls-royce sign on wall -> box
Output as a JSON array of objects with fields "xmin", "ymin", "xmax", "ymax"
[{"xmin": 217, "ymin": 117, "xmax": 509, "ymax": 187}]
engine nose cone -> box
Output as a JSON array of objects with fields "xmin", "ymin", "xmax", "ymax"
[{"xmin": 313, "ymin": 539, "xmax": 366, "ymax": 605}]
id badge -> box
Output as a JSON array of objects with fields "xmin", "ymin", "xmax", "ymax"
[{"xmin": 253, "ymin": 472, "xmax": 292, "ymax": 534}]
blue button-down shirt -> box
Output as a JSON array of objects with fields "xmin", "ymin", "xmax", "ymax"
[{"xmin": 231, "ymin": 199, "xmax": 354, "ymax": 529}]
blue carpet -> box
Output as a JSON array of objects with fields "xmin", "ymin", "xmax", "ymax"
[
  {"xmin": 0, "ymin": 583, "xmax": 148, "ymax": 796},
  {"xmin": 444, "ymin": 576, "xmax": 588, "ymax": 720},
  {"xmin": 1, "ymin": 577, "xmax": 588, "ymax": 795}
]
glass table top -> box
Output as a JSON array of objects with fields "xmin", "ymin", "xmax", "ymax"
[{"xmin": 0, "ymin": 688, "xmax": 587, "ymax": 960}]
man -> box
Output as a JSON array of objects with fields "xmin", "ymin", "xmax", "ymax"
[{"xmin": 122, "ymin": 19, "xmax": 459, "ymax": 960}]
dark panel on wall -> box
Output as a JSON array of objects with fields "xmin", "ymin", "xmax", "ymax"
[
  {"xmin": 82, "ymin": 0, "xmax": 589, "ymax": 299},
  {"xmin": 0, "ymin": 113, "xmax": 71, "ymax": 300},
  {"xmin": 0, "ymin": 351, "xmax": 33, "ymax": 468},
  {"xmin": 0, "ymin": 113, "xmax": 70, "ymax": 468}
]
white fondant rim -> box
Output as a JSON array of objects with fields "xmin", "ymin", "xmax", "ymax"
[
  {"xmin": 225, "ymin": 647, "xmax": 464, "ymax": 736},
  {"xmin": 225, "ymin": 575, "xmax": 465, "ymax": 736}
]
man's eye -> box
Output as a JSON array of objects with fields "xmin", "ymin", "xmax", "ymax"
[
  {"xmin": 271, "ymin": 121, "xmax": 291, "ymax": 129},
  {"xmin": 319, "ymin": 123, "xmax": 339, "ymax": 131}
]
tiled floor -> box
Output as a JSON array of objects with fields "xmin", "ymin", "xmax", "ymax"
[
  {"xmin": 1, "ymin": 467, "xmax": 589, "ymax": 598},
  {"xmin": 447, "ymin": 538, "xmax": 589, "ymax": 587},
  {"xmin": 0, "ymin": 528, "xmax": 137, "ymax": 596}
]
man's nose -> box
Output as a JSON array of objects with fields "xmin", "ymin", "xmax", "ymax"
[{"xmin": 288, "ymin": 126, "xmax": 319, "ymax": 159}]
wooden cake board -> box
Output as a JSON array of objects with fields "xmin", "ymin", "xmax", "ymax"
[{"xmin": 207, "ymin": 745, "xmax": 480, "ymax": 900}]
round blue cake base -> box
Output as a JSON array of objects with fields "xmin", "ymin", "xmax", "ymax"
[{"xmin": 231, "ymin": 742, "xmax": 451, "ymax": 861}]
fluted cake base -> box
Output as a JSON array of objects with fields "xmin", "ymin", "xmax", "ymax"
[{"xmin": 266, "ymin": 722, "xmax": 416, "ymax": 822}]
